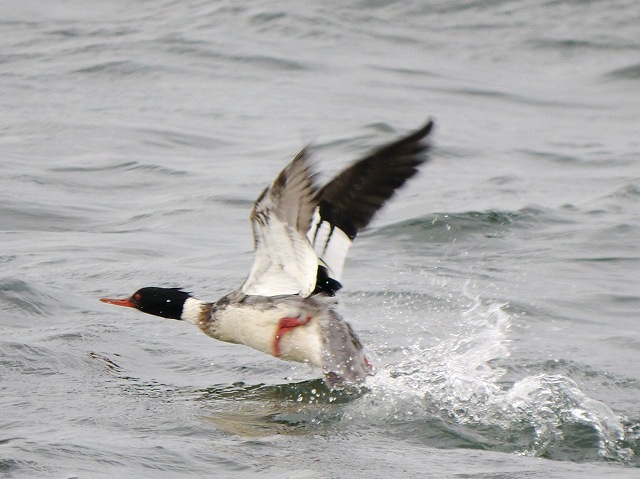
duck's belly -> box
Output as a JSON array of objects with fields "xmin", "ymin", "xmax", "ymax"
[
  {"xmin": 278, "ymin": 318, "xmax": 324, "ymax": 365},
  {"xmin": 205, "ymin": 303, "xmax": 324, "ymax": 367}
]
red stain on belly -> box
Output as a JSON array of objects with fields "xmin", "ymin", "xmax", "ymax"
[{"xmin": 273, "ymin": 315, "xmax": 311, "ymax": 357}]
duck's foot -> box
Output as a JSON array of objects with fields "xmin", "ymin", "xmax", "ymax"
[{"xmin": 273, "ymin": 315, "xmax": 311, "ymax": 357}]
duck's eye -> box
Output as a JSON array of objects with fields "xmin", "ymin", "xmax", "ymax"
[{"xmin": 133, "ymin": 293, "xmax": 142, "ymax": 301}]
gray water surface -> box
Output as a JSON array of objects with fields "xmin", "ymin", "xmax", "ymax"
[{"xmin": 1, "ymin": 1, "xmax": 639, "ymax": 477}]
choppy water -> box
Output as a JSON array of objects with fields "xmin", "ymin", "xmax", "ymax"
[{"xmin": 2, "ymin": 0, "xmax": 639, "ymax": 477}]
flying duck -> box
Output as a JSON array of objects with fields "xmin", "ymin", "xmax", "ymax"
[{"xmin": 100, "ymin": 119, "xmax": 434, "ymax": 387}]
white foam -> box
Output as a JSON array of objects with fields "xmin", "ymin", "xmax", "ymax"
[{"xmin": 348, "ymin": 291, "xmax": 632, "ymax": 460}]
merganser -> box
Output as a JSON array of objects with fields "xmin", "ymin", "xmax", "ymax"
[{"xmin": 100, "ymin": 119, "xmax": 434, "ymax": 387}]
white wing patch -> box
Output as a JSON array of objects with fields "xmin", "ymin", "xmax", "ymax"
[
  {"xmin": 307, "ymin": 207, "xmax": 353, "ymax": 283},
  {"xmin": 241, "ymin": 151, "xmax": 319, "ymax": 298},
  {"xmin": 242, "ymin": 215, "xmax": 318, "ymax": 297}
]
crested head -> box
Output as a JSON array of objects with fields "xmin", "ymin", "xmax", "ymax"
[{"xmin": 100, "ymin": 287, "xmax": 193, "ymax": 320}]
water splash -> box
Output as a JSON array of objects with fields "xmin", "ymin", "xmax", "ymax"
[
  {"xmin": 355, "ymin": 294, "xmax": 634, "ymax": 461},
  {"xmin": 504, "ymin": 373, "xmax": 632, "ymax": 460}
]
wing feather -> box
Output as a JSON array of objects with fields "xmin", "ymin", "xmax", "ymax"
[
  {"xmin": 309, "ymin": 119, "xmax": 434, "ymax": 294},
  {"xmin": 241, "ymin": 119, "xmax": 434, "ymax": 298},
  {"xmin": 241, "ymin": 149, "xmax": 320, "ymax": 297}
]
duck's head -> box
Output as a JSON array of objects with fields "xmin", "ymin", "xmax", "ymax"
[{"xmin": 100, "ymin": 287, "xmax": 193, "ymax": 320}]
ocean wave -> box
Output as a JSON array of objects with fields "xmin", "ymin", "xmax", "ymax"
[
  {"xmin": 0, "ymin": 278, "xmax": 69, "ymax": 317},
  {"xmin": 606, "ymin": 64, "xmax": 640, "ymax": 80},
  {"xmin": 370, "ymin": 207, "xmax": 555, "ymax": 243},
  {"xmin": 348, "ymin": 293, "xmax": 636, "ymax": 462}
]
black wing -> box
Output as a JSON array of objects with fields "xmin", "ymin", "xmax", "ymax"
[{"xmin": 307, "ymin": 119, "xmax": 434, "ymax": 295}]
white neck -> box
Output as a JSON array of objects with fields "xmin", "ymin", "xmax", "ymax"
[{"xmin": 181, "ymin": 297, "xmax": 207, "ymax": 325}]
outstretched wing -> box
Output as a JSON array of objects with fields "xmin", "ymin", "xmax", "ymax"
[
  {"xmin": 241, "ymin": 148, "xmax": 320, "ymax": 297},
  {"xmin": 307, "ymin": 119, "xmax": 434, "ymax": 295}
]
